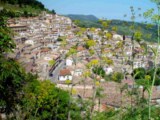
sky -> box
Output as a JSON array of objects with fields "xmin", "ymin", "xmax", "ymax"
[{"xmin": 38, "ymin": 0, "xmax": 156, "ymax": 21}]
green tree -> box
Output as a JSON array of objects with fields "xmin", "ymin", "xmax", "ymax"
[
  {"xmin": 86, "ymin": 40, "xmax": 96, "ymax": 48},
  {"xmin": 21, "ymin": 80, "xmax": 71, "ymax": 120},
  {"xmin": 93, "ymin": 110, "xmax": 118, "ymax": 120},
  {"xmin": 0, "ymin": 12, "xmax": 19, "ymax": 114},
  {"xmin": 51, "ymin": 9, "xmax": 56, "ymax": 14},
  {"xmin": 92, "ymin": 66, "xmax": 105, "ymax": 78},
  {"xmin": 112, "ymin": 26, "xmax": 118, "ymax": 32},
  {"xmin": 48, "ymin": 60, "xmax": 56, "ymax": 66},
  {"xmin": 66, "ymin": 48, "xmax": 77, "ymax": 66},
  {"xmin": 134, "ymin": 31, "xmax": 142, "ymax": 43},
  {"xmin": 98, "ymin": 19, "xmax": 111, "ymax": 30},
  {"xmin": 111, "ymin": 72, "xmax": 123, "ymax": 83},
  {"xmin": 105, "ymin": 32, "xmax": 112, "ymax": 40},
  {"xmin": 133, "ymin": 68, "xmax": 146, "ymax": 80},
  {"xmin": 143, "ymin": 1, "xmax": 160, "ymax": 119},
  {"xmin": 0, "ymin": 14, "xmax": 15, "ymax": 53},
  {"xmin": 0, "ymin": 57, "xmax": 26, "ymax": 114}
]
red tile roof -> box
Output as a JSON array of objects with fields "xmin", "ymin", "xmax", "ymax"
[
  {"xmin": 77, "ymin": 46, "xmax": 85, "ymax": 51},
  {"xmin": 41, "ymin": 48, "xmax": 51, "ymax": 53},
  {"xmin": 60, "ymin": 69, "xmax": 71, "ymax": 76}
]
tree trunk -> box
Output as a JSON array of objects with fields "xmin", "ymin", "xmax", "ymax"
[
  {"xmin": 90, "ymin": 79, "xmax": 96, "ymax": 119},
  {"xmin": 98, "ymin": 98, "xmax": 100, "ymax": 112},
  {"xmin": 83, "ymin": 79, "xmax": 86, "ymax": 98},
  {"xmin": 0, "ymin": 113, "xmax": 2, "ymax": 120}
]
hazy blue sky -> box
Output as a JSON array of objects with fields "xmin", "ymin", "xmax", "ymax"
[{"xmin": 38, "ymin": 0, "xmax": 156, "ymax": 21}]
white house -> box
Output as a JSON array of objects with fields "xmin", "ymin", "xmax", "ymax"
[
  {"xmin": 47, "ymin": 44, "xmax": 59, "ymax": 51},
  {"xmin": 44, "ymin": 56, "xmax": 52, "ymax": 61},
  {"xmin": 113, "ymin": 34, "xmax": 123, "ymax": 40},
  {"xmin": 133, "ymin": 61, "xmax": 145, "ymax": 69},
  {"xmin": 66, "ymin": 58, "xmax": 73, "ymax": 66},
  {"xmin": 69, "ymin": 62, "xmax": 84, "ymax": 77},
  {"xmin": 59, "ymin": 69, "xmax": 72, "ymax": 81},
  {"xmin": 25, "ymin": 40, "xmax": 34, "ymax": 46},
  {"xmin": 74, "ymin": 69, "xmax": 83, "ymax": 76},
  {"xmin": 126, "ymin": 51, "xmax": 132, "ymax": 56},
  {"xmin": 103, "ymin": 67, "xmax": 113, "ymax": 75}
]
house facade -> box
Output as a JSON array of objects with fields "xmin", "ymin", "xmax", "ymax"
[{"xmin": 59, "ymin": 69, "xmax": 72, "ymax": 81}]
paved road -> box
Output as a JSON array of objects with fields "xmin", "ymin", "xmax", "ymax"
[{"xmin": 49, "ymin": 59, "xmax": 66, "ymax": 83}]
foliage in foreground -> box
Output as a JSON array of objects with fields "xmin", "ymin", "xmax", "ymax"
[{"xmin": 1, "ymin": 0, "xmax": 160, "ymax": 119}]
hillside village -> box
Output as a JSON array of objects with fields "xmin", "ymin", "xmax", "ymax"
[{"xmin": 7, "ymin": 12, "xmax": 160, "ymax": 110}]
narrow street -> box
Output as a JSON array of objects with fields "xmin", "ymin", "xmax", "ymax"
[{"xmin": 49, "ymin": 59, "xmax": 66, "ymax": 83}]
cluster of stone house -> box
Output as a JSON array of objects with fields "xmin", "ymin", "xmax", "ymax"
[
  {"xmin": 8, "ymin": 12, "xmax": 160, "ymax": 109},
  {"xmin": 8, "ymin": 12, "xmax": 78, "ymax": 80}
]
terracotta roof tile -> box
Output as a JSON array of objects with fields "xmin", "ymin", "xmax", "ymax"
[
  {"xmin": 60, "ymin": 69, "xmax": 71, "ymax": 76},
  {"xmin": 41, "ymin": 48, "xmax": 51, "ymax": 53},
  {"xmin": 77, "ymin": 46, "xmax": 85, "ymax": 51}
]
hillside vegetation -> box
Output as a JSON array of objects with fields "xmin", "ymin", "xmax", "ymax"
[
  {"xmin": 66, "ymin": 14, "xmax": 99, "ymax": 21},
  {"xmin": 66, "ymin": 14, "xmax": 157, "ymax": 42},
  {"xmin": 0, "ymin": 0, "xmax": 49, "ymax": 17},
  {"xmin": 0, "ymin": 0, "xmax": 45, "ymax": 8},
  {"xmin": 1, "ymin": 0, "xmax": 160, "ymax": 119},
  {"xmin": 0, "ymin": 2, "xmax": 81, "ymax": 119}
]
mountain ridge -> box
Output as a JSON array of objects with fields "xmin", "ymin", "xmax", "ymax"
[
  {"xmin": 65, "ymin": 14, "xmax": 99, "ymax": 21},
  {"xmin": 66, "ymin": 14, "xmax": 156, "ymax": 42}
]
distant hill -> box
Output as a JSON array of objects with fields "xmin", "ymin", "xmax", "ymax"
[
  {"xmin": 66, "ymin": 14, "xmax": 101, "ymax": 28},
  {"xmin": 109, "ymin": 19, "xmax": 157, "ymax": 42},
  {"xmin": 66, "ymin": 14, "xmax": 99, "ymax": 21},
  {"xmin": 66, "ymin": 14, "xmax": 157, "ymax": 42}
]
